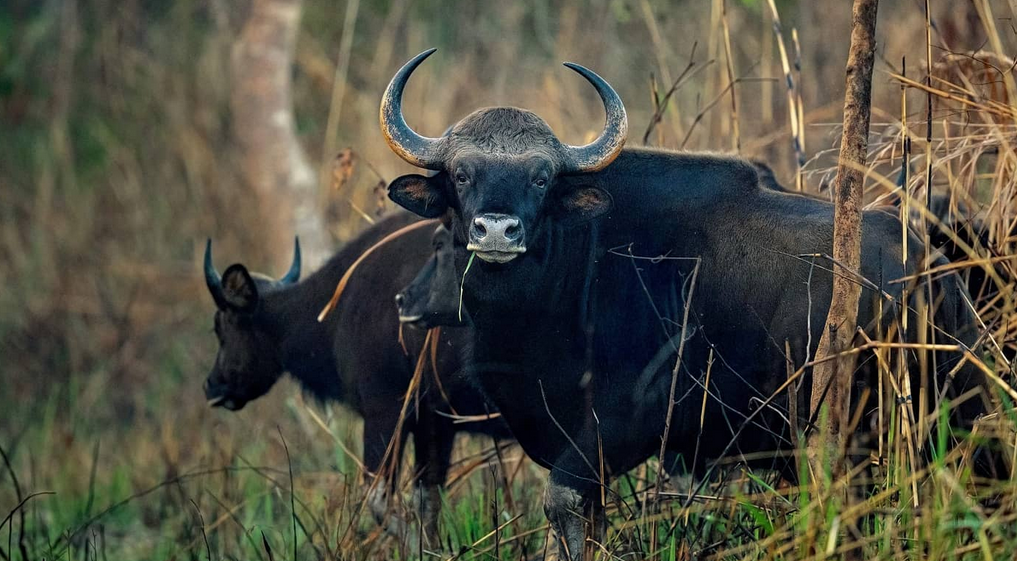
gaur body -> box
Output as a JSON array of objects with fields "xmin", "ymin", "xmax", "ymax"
[
  {"xmin": 379, "ymin": 50, "xmax": 990, "ymax": 559},
  {"xmin": 202, "ymin": 213, "xmax": 506, "ymax": 542}
]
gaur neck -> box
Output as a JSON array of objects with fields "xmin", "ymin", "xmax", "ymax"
[
  {"xmin": 260, "ymin": 261, "xmax": 345, "ymax": 402},
  {"xmin": 255, "ymin": 214, "xmax": 419, "ymax": 402}
]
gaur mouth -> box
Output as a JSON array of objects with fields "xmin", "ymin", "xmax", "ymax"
[
  {"xmin": 469, "ymin": 248, "xmax": 524, "ymax": 264},
  {"xmin": 398, "ymin": 314, "xmax": 424, "ymax": 324}
]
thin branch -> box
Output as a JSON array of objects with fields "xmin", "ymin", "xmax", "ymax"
[
  {"xmin": 653, "ymin": 258, "xmax": 701, "ymax": 507},
  {"xmin": 641, "ymin": 42, "xmax": 710, "ymax": 145}
]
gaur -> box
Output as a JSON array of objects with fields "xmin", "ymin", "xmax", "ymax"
[
  {"xmin": 379, "ymin": 50, "xmax": 995, "ymax": 559},
  {"xmin": 202, "ymin": 213, "xmax": 506, "ymax": 543}
]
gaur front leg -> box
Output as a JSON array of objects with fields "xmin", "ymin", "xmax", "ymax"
[
  {"xmin": 544, "ymin": 449, "xmax": 602, "ymax": 561},
  {"xmin": 544, "ymin": 475, "xmax": 591, "ymax": 560},
  {"xmin": 411, "ymin": 397, "xmax": 456, "ymax": 549}
]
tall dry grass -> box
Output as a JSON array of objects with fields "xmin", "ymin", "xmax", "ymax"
[{"xmin": 3, "ymin": 0, "xmax": 1017, "ymax": 559}]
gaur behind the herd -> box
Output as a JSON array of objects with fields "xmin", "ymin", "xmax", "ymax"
[{"xmin": 203, "ymin": 49, "xmax": 1007, "ymax": 560}]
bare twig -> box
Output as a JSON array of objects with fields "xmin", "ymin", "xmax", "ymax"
[
  {"xmin": 189, "ymin": 499, "xmax": 211, "ymax": 561},
  {"xmin": 641, "ymin": 43, "xmax": 709, "ymax": 145},
  {"xmin": 654, "ymin": 259, "xmax": 701, "ymax": 507},
  {"xmin": 679, "ymin": 68, "xmax": 763, "ymax": 149}
]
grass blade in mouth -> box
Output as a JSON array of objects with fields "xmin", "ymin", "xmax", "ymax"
[{"xmin": 459, "ymin": 251, "xmax": 476, "ymax": 323}]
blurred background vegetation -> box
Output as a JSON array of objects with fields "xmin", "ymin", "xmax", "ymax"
[{"xmin": 2, "ymin": 0, "xmax": 1016, "ymax": 559}]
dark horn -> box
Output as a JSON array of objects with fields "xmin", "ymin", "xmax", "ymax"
[
  {"xmin": 279, "ymin": 237, "xmax": 301, "ymax": 285},
  {"xmin": 204, "ymin": 239, "xmax": 229, "ymax": 309},
  {"xmin": 561, "ymin": 62, "xmax": 628, "ymax": 173},
  {"xmin": 380, "ymin": 48, "xmax": 444, "ymax": 170}
]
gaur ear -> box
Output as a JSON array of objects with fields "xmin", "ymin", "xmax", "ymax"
[
  {"xmin": 221, "ymin": 264, "xmax": 259, "ymax": 312},
  {"xmin": 388, "ymin": 174, "xmax": 448, "ymax": 218},
  {"xmin": 554, "ymin": 185, "xmax": 613, "ymax": 225},
  {"xmin": 438, "ymin": 208, "xmax": 455, "ymax": 230}
]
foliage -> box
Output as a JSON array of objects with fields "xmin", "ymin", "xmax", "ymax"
[{"xmin": 3, "ymin": 0, "xmax": 1017, "ymax": 559}]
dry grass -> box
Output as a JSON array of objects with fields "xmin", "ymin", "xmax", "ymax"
[{"xmin": 4, "ymin": 0, "xmax": 1017, "ymax": 559}]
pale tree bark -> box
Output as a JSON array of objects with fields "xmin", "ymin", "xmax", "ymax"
[
  {"xmin": 232, "ymin": 0, "xmax": 329, "ymax": 269},
  {"xmin": 807, "ymin": 0, "xmax": 878, "ymax": 480}
]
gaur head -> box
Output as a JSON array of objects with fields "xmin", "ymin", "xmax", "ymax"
[
  {"xmin": 202, "ymin": 238, "xmax": 300, "ymax": 411},
  {"xmin": 395, "ymin": 225, "xmax": 463, "ymax": 329},
  {"xmin": 382, "ymin": 49, "xmax": 626, "ymax": 266}
]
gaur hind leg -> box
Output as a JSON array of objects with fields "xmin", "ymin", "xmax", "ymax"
[
  {"xmin": 410, "ymin": 398, "xmax": 456, "ymax": 550},
  {"xmin": 362, "ymin": 405, "xmax": 411, "ymax": 539}
]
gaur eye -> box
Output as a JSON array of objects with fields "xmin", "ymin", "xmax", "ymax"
[
  {"xmin": 534, "ymin": 178, "xmax": 547, "ymax": 189},
  {"xmin": 435, "ymin": 242, "xmax": 445, "ymax": 250},
  {"xmin": 455, "ymin": 171, "xmax": 469, "ymax": 185}
]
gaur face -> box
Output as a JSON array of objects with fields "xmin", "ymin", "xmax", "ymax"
[
  {"xmin": 202, "ymin": 240, "xmax": 299, "ymax": 411},
  {"xmin": 396, "ymin": 226, "xmax": 464, "ymax": 328},
  {"xmin": 381, "ymin": 49, "xmax": 625, "ymax": 267},
  {"xmin": 206, "ymin": 293, "xmax": 282, "ymax": 411}
]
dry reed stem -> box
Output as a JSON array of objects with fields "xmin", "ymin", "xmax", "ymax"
[
  {"xmin": 975, "ymin": 0, "xmax": 1017, "ymax": 128},
  {"xmin": 317, "ymin": 219, "xmax": 437, "ymax": 321},
  {"xmin": 720, "ymin": 0, "xmax": 740, "ymax": 152},
  {"xmin": 765, "ymin": 0, "xmax": 804, "ymax": 188},
  {"xmin": 761, "ymin": 8, "xmax": 773, "ymax": 124},
  {"xmin": 299, "ymin": 404, "xmax": 366, "ymax": 471},
  {"xmin": 792, "ymin": 27, "xmax": 807, "ymax": 191},
  {"xmin": 857, "ymin": 329, "xmax": 921, "ymax": 504},
  {"xmin": 888, "ymin": 72, "xmax": 1017, "ymax": 119},
  {"xmin": 318, "ymin": 0, "xmax": 361, "ymax": 195}
]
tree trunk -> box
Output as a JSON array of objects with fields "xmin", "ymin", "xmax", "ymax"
[
  {"xmin": 231, "ymin": 0, "xmax": 329, "ymax": 269},
  {"xmin": 806, "ymin": 0, "xmax": 879, "ymax": 481}
]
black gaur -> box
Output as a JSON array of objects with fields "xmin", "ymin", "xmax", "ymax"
[
  {"xmin": 202, "ymin": 213, "xmax": 506, "ymax": 543},
  {"xmin": 380, "ymin": 50, "xmax": 994, "ymax": 560}
]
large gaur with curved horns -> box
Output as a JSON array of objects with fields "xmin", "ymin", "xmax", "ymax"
[
  {"xmin": 380, "ymin": 50, "xmax": 995, "ymax": 559},
  {"xmin": 202, "ymin": 214, "xmax": 507, "ymax": 544}
]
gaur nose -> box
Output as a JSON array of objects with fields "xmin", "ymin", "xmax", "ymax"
[
  {"xmin": 470, "ymin": 214, "xmax": 523, "ymax": 243},
  {"xmin": 394, "ymin": 293, "xmax": 405, "ymax": 309}
]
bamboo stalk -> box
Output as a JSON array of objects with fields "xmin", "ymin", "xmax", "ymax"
[
  {"xmin": 792, "ymin": 27, "xmax": 806, "ymax": 191},
  {"xmin": 765, "ymin": 0, "xmax": 804, "ymax": 188}
]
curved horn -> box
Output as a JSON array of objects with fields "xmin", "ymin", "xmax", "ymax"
[
  {"xmin": 204, "ymin": 239, "xmax": 229, "ymax": 309},
  {"xmin": 561, "ymin": 63, "xmax": 628, "ymax": 173},
  {"xmin": 279, "ymin": 237, "xmax": 301, "ymax": 285},
  {"xmin": 380, "ymin": 48, "xmax": 444, "ymax": 170}
]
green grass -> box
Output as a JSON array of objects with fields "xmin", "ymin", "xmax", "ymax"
[{"xmin": 4, "ymin": 365, "xmax": 1017, "ymax": 561}]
